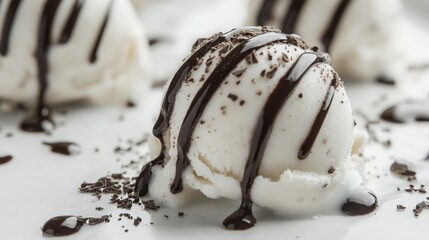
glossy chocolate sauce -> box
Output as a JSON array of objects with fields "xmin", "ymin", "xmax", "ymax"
[
  {"xmin": 1, "ymin": 0, "xmax": 113, "ymax": 133},
  {"xmin": 0, "ymin": 0, "xmax": 22, "ymax": 55},
  {"xmin": 281, "ymin": 0, "xmax": 307, "ymax": 34},
  {"xmin": 59, "ymin": 0, "xmax": 83, "ymax": 44},
  {"xmin": 42, "ymin": 215, "xmax": 109, "ymax": 237},
  {"xmin": 89, "ymin": 0, "xmax": 113, "ymax": 63},
  {"xmin": 321, "ymin": 0, "xmax": 352, "ymax": 53},
  {"xmin": 20, "ymin": 0, "xmax": 62, "ymax": 133},
  {"xmin": 224, "ymin": 53, "xmax": 329, "ymax": 230},
  {"xmin": 341, "ymin": 187, "xmax": 378, "ymax": 216},
  {"xmin": 298, "ymin": 75, "xmax": 338, "ymax": 159},
  {"xmin": 381, "ymin": 102, "xmax": 429, "ymax": 123},
  {"xmin": 256, "ymin": 0, "xmax": 352, "ymax": 53},
  {"xmin": 43, "ymin": 141, "xmax": 81, "ymax": 156},
  {"xmin": 0, "ymin": 155, "xmax": 12, "ymax": 165},
  {"xmin": 256, "ymin": 0, "xmax": 277, "ymax": 27}
]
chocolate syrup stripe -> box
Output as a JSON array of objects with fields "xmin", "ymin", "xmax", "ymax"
[
  {"xmin": 59, "ymin": 0, "xmax": 83, "ymax": 44},
  {"xmin": 298, "ymin": 76, "xmax": 337, "ymax": 159},
  {"xmin": 223, "ymin": 52, "xmax": 329, "ymax": 230},
  {"xmin": 135, "ymin": 31, "xmax": 232, "ymax": 196},
  {"xmin": 281, "ymin": 0, "xmax": 307, "ymax": 34},
  {"xmin": 0, "ymin": 0, "xmax": 23, "ymax": 56},
  {"xmin": 321, "ymin": 0, "xmax": 352, "ymax": 53},
  {"xmin": 256, "ymin": 0, "xmax": 277, "ymax": 26},
  {"xmin": 171, "ymin": 32, "xmax": 289, "ymax": 194},
  {"xmin": 89, "ymin": 0, "xmax": 113, "ymax": 63},
  {"xmin": 19, "ymin": 0, "xmax": 62, "ymax": 133}
]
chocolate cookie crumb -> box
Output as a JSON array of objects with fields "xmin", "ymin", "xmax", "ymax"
[
  {"xmin": 390, "ymin": 162, "xmax": 416, "ymax": 178},
  {"xmin": 396, "ymin": 205, "xmax": 406, "ymax": 210},
  {"xmin": 413, "ymin": 201, "xmax": 429, "ymax": 216}
]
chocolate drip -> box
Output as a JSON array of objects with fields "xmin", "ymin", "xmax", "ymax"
[
  {"xmin": 171, "ymin": 32, "xmax": 289, "ymax": 194},
  {"xmin": 298, "ymin": 75, "xmax": 337, "ymax": 159},
  {"xmin": 223, "ymin": 52, "xmax": 328, "ymax": 230},
  {"xmin": 0, "ymin": 155, "xmax": 12, "ymax": 165},
  {"xmin": 135, "ymin": 32, "xmax": 227, "ymax": 196},
  {"xmin": 321, "ymin": 0, "xmax": 352, "ymax": 53},
  {"xmin": 0, "ymin": 0, "xmax": 23, "ymax": 55},
  {"xmin": 42, "ymin": 215, "xmax": 109, "ymax": 237},
  {"xmin": 89, "ymin": 0, "xmax": 113, "ymax": 63},
  {"xmin": 256, "ymin": 0, "xmax": 277, "ymax": 26},
  {"xmin": 43, "ymin": 141, "xmax": 81, "ymax": 155},
  {"xmin": 281, "ymin": 0, "xmax": 307, "ymax": 34},
  {"xmin": 59, "ymin": 0, "xmax": 83, "ymax": 44},
  {"xmin": 20, "ymin": 0, "xmax": 62, "ymax": 133},
  {"xmin": 341, "ymin": 187, "xmax": 378, "ymax": 215},
  {"xmin": 381, "ymin": 102, "xmax": 429, "ymax": 123}
]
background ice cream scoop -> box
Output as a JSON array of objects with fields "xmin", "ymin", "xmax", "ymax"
[
  {"xmin": 136, "ymin": 27, "xmax": 377, "ymax": 230},
  {"xmin": 0, "ymin": 0, "xmax": 151, "ymax": 131},
  {"xmin": 248, "ymin": 0, "xmax": 403, "ymax": 81}
]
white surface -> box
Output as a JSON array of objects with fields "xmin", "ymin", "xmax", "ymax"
[{"xmin": 1, "ymin": 0, "xmax": 429, "ymax": 239}]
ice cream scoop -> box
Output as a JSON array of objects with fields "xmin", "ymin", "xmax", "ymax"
[
  {"xmin": 248, "ymin": 0, "xmax": 402, "ymax": 81},
  {"xmin": 135, "ymin": 26, "xmax": 377, "ymax": 230},
  {"xmin": 0, "ymin": 0, "xmax": 150, "ymax": 132}
]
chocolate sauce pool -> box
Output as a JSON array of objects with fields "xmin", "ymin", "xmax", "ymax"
[
  {"xmin": 1, "ymin": 0, "xmax": 114, "ymax": 133},
  {"xmin": 0, "ymin": 155, "xmax": 13, "ymax": 165},
  {"xmin": 381, "ymin": 101, "xmax": 429, "ymax": 123},
  {"xmin": 42, "ymin": 215, "xmax": 109, "ymax": 237},
  {"xmin": 341, "ymin": 187, "xmax": 378, "ymax": 216},
  {"xmin": 43, "ymin": 142, "xmax": 81, "ymax": 156}
]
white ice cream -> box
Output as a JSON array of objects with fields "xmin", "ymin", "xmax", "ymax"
[
  {"xmin": 0, "ymin": 0, "xmax": 150, "ymax": 106},
  {"xmin": 248, "ymin": 0, "xmax": 403, "ymax": 81},
  {"xmin": 145, "ymin": 27, "xmax": 370, "ymax": 217}
]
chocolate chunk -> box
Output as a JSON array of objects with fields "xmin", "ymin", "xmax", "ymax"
[
  {"xmin": 227, "ymin": 94, "xmax": 238, "ymax": 101},
  {"xmin": 376, "ymin": 76, "xmax": 396, "ymax": 86},
  {"xmin": 396, "ymin": 205, "xmax": 406, "ymax": 210},
  {"xmin": 413, "ymin": 201, "xmax": 429, "ymax": 216},
  {"xmin": 232, "ymin": 68, "xmax": 247, "ymax": 77},
  {"xmin": 390, "ymin": 162, "xmax": 416, "ymax": 177}
]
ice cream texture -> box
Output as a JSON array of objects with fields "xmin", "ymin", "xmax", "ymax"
[
  {"xmin": 0, "ymin": 0, "xmax": 150, "ymax": 132},
  {"xmin": 136, "ymin": 26, "xmax": 377, "ymax": 230},
  {"xmin": 248, "ymin": 0, "xmax": 402, "ymax": 81}
]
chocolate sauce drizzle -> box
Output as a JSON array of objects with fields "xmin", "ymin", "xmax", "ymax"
[
  {"xmin": 42, "ymin": 215, "xmax": 109, "ymax": 237},
  {"xmin": 256, "ymin": 0, "xmax": 352, "ymax": 53},
  {"xmin": 89, "ymin": 0, "xmax": 113, "ymax": 63},
  {"xmin": 20, "ymin": 0, "xmax": 62, "ymax": 133},
  {"xmin": 59, "ymin": 0, "xmax": 83, "ymax": 44},
  {"xmin": 321, "ymin": 0, "xmax": 352, "ymax": 53},
  {"xmin": 43, "ymin": 141, "xmax": 81, "ymax": 156},
  {"xmin": 281, "ymin": 0, "xmax": 307, "ymax": 34},
  {"xmin": 381, "ymin": 102, "xmax": 429, "ymax": 123},
  {"xmin": 0, "ymin": 155, "xmax": 12, "ymax": 165},
  {"xmin": 0, "ymin": 0, "xmax": 113, "ymax": 132},
  {"xmin": 256, "ymin": 0, "xmax": 276, "ymax": 27},
  {"xmin": 298, "ymin": 75, "xmax": 338, "ymax": 159},
  {"xmin": 224, "ymin": 53, "xmax": 330, "ymax": 230},
  {"xmin": 0, "ymin": 0, "xmax": 22, "ymax": 55}
]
